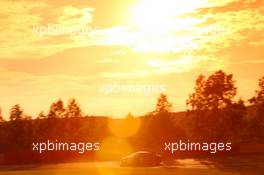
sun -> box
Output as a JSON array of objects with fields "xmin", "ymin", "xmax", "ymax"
[
  {"xmin": 129, "ymin": 0, "xmax": 206, "ymax": 34},
  {"xmin": 123, "ymin": 0, "xmax": 206, "ymax": 53},
  {"xmin": 129, "ymin": 0, "xmax": 174, "ymax": 33}
]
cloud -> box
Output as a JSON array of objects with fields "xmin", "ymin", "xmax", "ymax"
[
  {"xmin": 54, "ymin": 6, "xmax": 94, "ymax": 26},
  {"xmin": 0, "ymin": 1, "xmax": 96, "ymax": 59},
  {"xmin": 1, "ymin": 0, "xmax": 263, "ymax": 60},
  {"xmin": 230, "ymin": 59, "xmax": 264, "ymax": 65}
]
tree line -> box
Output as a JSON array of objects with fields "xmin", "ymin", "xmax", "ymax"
[
  {"xmin": 2, "ymin": 98, "xmax": 83, "ymax": 122},
  {"xmin": 0, "ymin": 70, "xmax": 263, "ymax": 164}
]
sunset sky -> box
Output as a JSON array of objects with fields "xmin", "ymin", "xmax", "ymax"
[{"xmin": 0, "ymin": 0, "xmax": 264, "ymax": 119}]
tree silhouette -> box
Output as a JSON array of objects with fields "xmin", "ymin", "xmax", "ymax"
[
  {"xmin": 48, "ymin": 99, "xmax": 65, "ymax": 118},
  {"xmin": 65, "ymin": 98, "xmax": 82, "ymax": 118},
  {"xmin": 187, "ymin": 70, "xmax": 237, "ymax": 111},
  {"xmin": 186, "ymin": 70, "xmax": 239, "ymax": 141},
  {"xmin": 126, "ymin": 112, "xmax": 134, "ymax": 119},
  {"xmin": 37, "ymin": 111, "xmax": 46, "ymax": 119},
  {"xmin": 9, "ymin": 104, "xmax": 23, "ymax": 121},
  {"xmin": 249, "ymin": 76, "xmax": 264, "ymax": 108},
  {"xmin": 222, "ymin": 98, "xmax": 246, "ymax": 142},
  {"xmin": 137, "ymin": 93, "xmax": 186, "ymax": 150},
  {"xmin": 154, "ymin": 93, "xmax": 173, "ymax": 115},
  {"xmin": 0, "ymin": 107, "xmax": 4, "ymax": 122},
  {"xmin": 248, "ymin": 76, "xmax": 264, "ymax": 142}
]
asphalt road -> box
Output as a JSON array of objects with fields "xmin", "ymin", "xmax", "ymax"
[{"xmin": 0, "ymin": 157, "xmax": 263, "ymax": 175}]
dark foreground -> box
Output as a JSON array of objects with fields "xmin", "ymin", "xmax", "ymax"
[{"xmin": 0, "ymin": 155, "xmax": 263, "ymax": 175}]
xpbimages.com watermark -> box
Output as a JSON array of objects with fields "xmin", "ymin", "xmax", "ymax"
[
  {"xmin": 165, "ymin": 140, "xmax": 232, "ymax": 154},
  {"xmin": 33, "ymin": 24, "xmax": 97, "ymax": 37},
  {"xmin": 98, "ymin": 82, "xmax": 166, "ymax": 95},
  {"xmin": 32, "ymin": 140, "xmax": 100, "ymax": 154}
]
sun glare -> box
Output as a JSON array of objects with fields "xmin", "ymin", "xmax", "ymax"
[
  {"xmin": 130, "ymin": 1, "xmax": 174, "ymax": 33},
  {"xmin": 123, "ymin": 0, "xmax": 207, "ymax": 53},
  {"xmin": 147, "ymin": 60, "xmax": 162, "ymax": 67},
  {"xmin": 129, "ymin": 0, "xmax": 206, "ymax": 33}
]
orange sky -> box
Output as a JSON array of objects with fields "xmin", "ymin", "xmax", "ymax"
[{"xmin": 0, "ymin": 0, "xmax": 264, "ymax": 119}]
